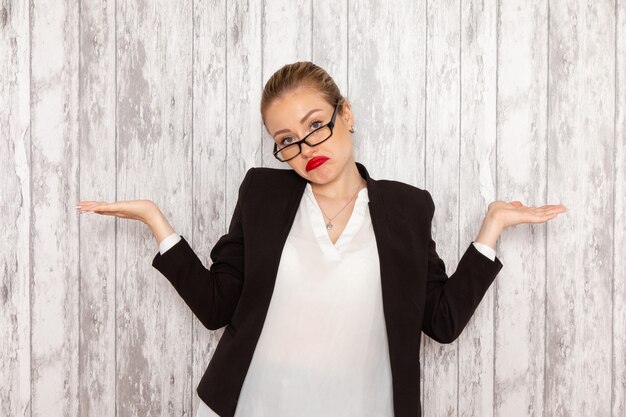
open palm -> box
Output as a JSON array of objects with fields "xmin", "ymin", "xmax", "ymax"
[
  {"xmin": 489, "ymin": 200, "xmax": 567, "ymax": 229},
  {"xmin": 76, "ymin": 199, "xmax": 157, "ymax": 224}
]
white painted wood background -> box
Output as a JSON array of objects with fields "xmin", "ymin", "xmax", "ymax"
[{"xmin": 1, "ymin": 0, "xmax": 624, "ymax": 416}]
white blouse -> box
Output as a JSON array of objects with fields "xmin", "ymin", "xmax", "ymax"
[{"xmin": 159, "ymin": 184, "xmax": 496, "ymax": 417}]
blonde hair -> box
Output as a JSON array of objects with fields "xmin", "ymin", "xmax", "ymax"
[{"xmin": 260, "ymin": 61, "xmax": 346, "ymax": 127}]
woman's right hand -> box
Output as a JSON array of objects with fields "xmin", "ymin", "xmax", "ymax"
[{"xmin": 76, "ymin": 199, "xmax": 159, "ymax": 225}]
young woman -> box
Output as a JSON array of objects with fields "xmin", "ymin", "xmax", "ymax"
[{"xmin": 77, "ymin": 61, "xmax": 567, "ymax": 417}]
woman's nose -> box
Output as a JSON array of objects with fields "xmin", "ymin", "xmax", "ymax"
[{"xmin": 299, "ymin": 141, "xmax": 316, "ymax": 158}]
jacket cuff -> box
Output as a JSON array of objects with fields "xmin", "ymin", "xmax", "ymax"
[{"xmin": 152, "ymin": 235, "xmax": 193, "ymax": 277}]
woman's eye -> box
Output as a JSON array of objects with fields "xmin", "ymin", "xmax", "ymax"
[{"xmin": 280, "ymin": 120, "xmax": 324, "ymax": 145}]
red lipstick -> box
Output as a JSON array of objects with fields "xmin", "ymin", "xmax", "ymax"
[{"xmin": 306, "ymin": 156, "xmax": 329, "ymax": 172}]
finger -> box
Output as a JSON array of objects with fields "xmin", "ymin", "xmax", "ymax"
[
  {"xmin": 78, "ymin": 202, "xmax": 108, "ymax": 210},
  {"xmin": 88, "ymin": 204, "xmax": 111, "ymax": 213},
  {"xmin": 541, "ymin": 208, "xmax": 564, "ymax": 217},
  {"xmin": 93, "ymin": 211, "xmax": 123, "ymax": 217},
  {"xmin": 539, "ymin": 204, "xmax": 567, "ymax": 210},
  {"xmin": 101, "ymin": 202, "xmax": 121, "ymax": 211},
  {"xmin": 536, "ymin": 206, "xmax": 562, "ymax": 213},
  {"xmin": 76, "ymin": 202, "xmax": 97, "ymax": 210},
  {"xmin": 512, "ymin": 207, "xmax": 566, "ymax": 226},
  {"xmin": 92, "ymin": 202, "xmax": 118, "ymax": 210},
  {"xmin": 524, "ymin": 210, "xmax": 555, "ymax": 224},
  {"xmin": 544, "ymin": 206, "xmax": 567, "ymax": 214},
  {"xmin": 88, "ymin": 206, "xmax": 121, "ymax": 217},
  {"xmin": 536, "ymin": 211, "xmax": 563, "ymax": 223},
  {"xmin": 535, "ymin": 206, "xmax": 556, "ymax": 213}
]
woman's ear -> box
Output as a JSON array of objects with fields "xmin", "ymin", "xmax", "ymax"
[{"xmin": 341, "ymin": 99, "xmax": 354, "ymax": 126}]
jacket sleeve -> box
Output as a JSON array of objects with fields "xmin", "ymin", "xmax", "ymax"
[
  {"xmin": 421, "ymin": 189, "xmax": 504, "ymax": 344},
  {"xmin": 151, "ymin": 167, "xmax": 255, "ymax": 330}
]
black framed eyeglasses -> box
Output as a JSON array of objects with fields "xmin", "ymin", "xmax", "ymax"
[{"xmin": 272, "ymin": 101, "xmax": 341, "ymax": 162}]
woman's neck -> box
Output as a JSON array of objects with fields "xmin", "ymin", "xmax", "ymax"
[{"xmin": 309, "ymin": 162, "xmax": 366, "ymax": 201}]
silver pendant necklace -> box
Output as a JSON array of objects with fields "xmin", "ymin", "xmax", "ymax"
[{"xmin": 314, "ymin": 182, "xmax": 364, "ymax": 230}]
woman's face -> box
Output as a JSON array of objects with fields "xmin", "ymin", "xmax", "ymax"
[{"xmin": 264, "ymin": 88, "xmax": 355, "ymax": 184}]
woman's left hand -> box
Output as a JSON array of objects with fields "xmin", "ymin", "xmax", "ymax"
[{"xmin": 487, "ymin": 200, "xmax": 568, "ymax": 230}]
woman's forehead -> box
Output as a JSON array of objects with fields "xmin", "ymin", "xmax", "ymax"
[
  {"xmin": 270, "ymin": 88, "xmax": 327, "ymax": 111},
  {"xmin": 265, "ymin": 91, "xmax": 330, "ymax": 127}
]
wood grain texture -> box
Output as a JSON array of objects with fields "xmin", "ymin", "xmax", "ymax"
[
  {"xmin": 0, "ymin": 1, "xmax": 31, "ymax": 417},
  {"xmin": 614, "ymin": 3, "xmax": 625, "ymax": 416},
  {"xmin": 78, "ymin": 0, "xmax": 116, "ymax": 416},
  {"xmin": 30, "ymin": 1, "xmax": 80, "ymax": 416},
  {"xmin": 312, "ymin": 0, "xmax": 348, "ymax": 99},
  {"xmin": 546, "ymin": 1, "xmax": 615, "ymax": 416},
  {"xmin": 115, "ymin": 0, "xmax": 193, "ymax": 416},
  {"xmin": 495, "ymin": 1, "xmax": 548, "ymax": 416},
  {"xmin": 349, "ymin": 0, "xmax": 424, "ymax": 185},
  {"xmin": 1, "ymin": 1, "xmax": 622, "ymax": 416}
]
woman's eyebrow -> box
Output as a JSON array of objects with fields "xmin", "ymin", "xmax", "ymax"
[{"xmin": 273, "ymin": 108, "xmax": 322, "ymax": 137}]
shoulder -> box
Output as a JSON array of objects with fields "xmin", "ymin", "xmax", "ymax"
[
  {"xmin": 379, "ymin": 177, "xmax": 431, "ymax": 207},
  {"xmin": 238, "ymin": 166, "xmax": 301, "ymax": 200},
  {"xmin": 247, "ymin": 166, "xmax": 294, "ymax": 179},
  {"xmin": 377, "ymin": 179, "xmax": 434, "ymax": 218},
  {"xmin": 377, "ymin": 178, "xmax": 425, "ymax": 195},
  {"xmin": 243, "ymin": 166, "xmax": 299, "ymax": 187}
]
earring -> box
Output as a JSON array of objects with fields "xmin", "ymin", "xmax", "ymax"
[{"xmin": 349, "ymin": 126, "xmax": 355, "ymax": 133}]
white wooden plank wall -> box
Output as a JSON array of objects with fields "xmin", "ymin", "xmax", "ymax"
[{"xmin": 1, "ymin": 0, "xmax": 623, "ymax": 416}]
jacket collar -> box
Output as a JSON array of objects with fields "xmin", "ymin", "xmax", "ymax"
[{"xmin": 286, "ymin": 161, "xmax": 388, "ymax": 220}]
